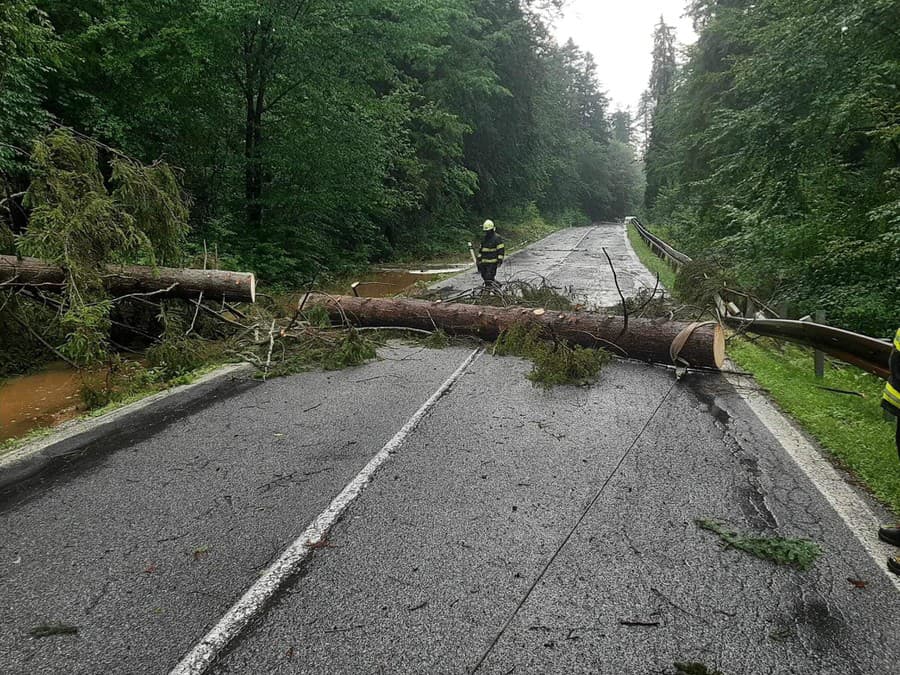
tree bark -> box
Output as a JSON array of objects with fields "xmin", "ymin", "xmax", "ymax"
[
  {"xmin": 0, "ymin": 256, "xmax": 256, "ymax": 303},
  {"xmin": 313, "ymin": 295, "xmax": 725, "ymax": 370}
]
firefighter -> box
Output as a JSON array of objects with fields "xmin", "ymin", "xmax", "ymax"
[
  {"xmin": 877, "ymin": 327, "xmax": 900, "ymax": 575},
  {"xmin": 477, "ymin": 219, "xmax": 505, "ymax": 288}
]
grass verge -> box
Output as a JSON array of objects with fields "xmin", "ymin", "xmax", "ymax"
[
  {"xmin": 730, "ymin": 337, "xmax": 900, "ymax": 514},
  {"xmin": 626, "ymin": 222, "xmax": 677, "ymax": 289}
]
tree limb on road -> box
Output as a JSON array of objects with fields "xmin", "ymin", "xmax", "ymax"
[{"xmin": 312, "ymin": 295, "xmax": 726, "ymax": 370}]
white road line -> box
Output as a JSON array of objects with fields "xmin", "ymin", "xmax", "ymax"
[
  {"xmin": 726, "ymin": 371, "xmax": 900, "ymax": 591},
  {"xmin": 170, "ymin": 348, "xmax": 484, "ymax": 675}
]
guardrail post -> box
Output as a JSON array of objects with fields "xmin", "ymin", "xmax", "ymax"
[{"xmin": 814, "ymin": 310, "xmax": 826, "ymax": 378}]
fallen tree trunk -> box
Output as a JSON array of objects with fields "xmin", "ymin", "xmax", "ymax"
[
  {"xmin": 0, "ymin": 255, "xmax": 256, "ymax": 303},
  {"xmin": 314, "ymin": 295, "xmax": 725, "ymax": 370}
]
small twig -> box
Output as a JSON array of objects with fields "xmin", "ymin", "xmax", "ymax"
[
  {"xmin": 263, "ymin": 319, "xmax": 277, "ymax": 377},
  {"xmin": 186, "ymin": 242, "xmax": 208, "ymax": 336},
  {"xmin": 636, "ymin": 273, "xmax": 661, "ymax": 316},
  {"xmin": 110, "ymin": 282, "xmax": 179, "ymax": 304},
  {"xmin": 286, "ymin": 278, "xmax": 317, "ymax": 333},
  {"xmin": 355, "ymin": 326, "xmax": 434, "ymax": 336},
  {"xmin": 602, "ymin": 247, "xmax": 628, "ymax": 336},
  {"xmin": 193, "ymin": 302, "xmax": 251, "ymax": 329},
  {"xmin": 223, "ymin": 302, "xmax": 249, "ymax": 320},
  {"xmin": 815, "ymin": 385, "xmax": 865, "ymax": 398},
  {"xmin": 9, "ymin": 310, "xmax": 78, "ymax": 368},
  {"xmin": 232, "ymin": 322, "xmax": 261, "ymax": 343},
  {"xmin": 186, "ymin": 291, "xmax": 204, "ymax": 335},
  {"xmin": 0, "ymin": 190, "xmax": 26, "ymax": 208},
  {"xmin": 424, "ymin": 309, "xmax": 439, "ymax": 332}
]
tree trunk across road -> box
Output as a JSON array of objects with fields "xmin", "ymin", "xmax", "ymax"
[
  {"xmin": 315, "ymin": 295, "xmax": 725, "ymax": 370},
  {"xmin": 0, "ymin": 255, "xmax": 256, "ymax": 303}
]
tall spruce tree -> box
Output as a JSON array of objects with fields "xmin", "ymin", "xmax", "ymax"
[{"xmin": 640, "ymin": 16, "xmax": 677, "ymax": 207}]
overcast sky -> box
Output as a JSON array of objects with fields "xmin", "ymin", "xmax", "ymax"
[{"xmin": 552, "ymin": 0, "xmax": 697, "ymax": 113}]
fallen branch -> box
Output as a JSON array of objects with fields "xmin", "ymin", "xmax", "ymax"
[
  {"xmin": 263, "ymin": 319, "xmax": 277, "ymax": 377},
  {"xmin": 602, "ymin": 246, "xmax": 628, "ymax": 335},
  {"xmin": 8, "ymin": 309, "xmax": 78, "ymax": 368}
]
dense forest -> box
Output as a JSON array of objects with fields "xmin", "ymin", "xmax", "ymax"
[
  {"xmin": 642, "ymin": 0, "xmax": 899, "ymax": 335},
  {"xmin": 1, "ymin": 0, "xmax": 643, "ymax": 284}
]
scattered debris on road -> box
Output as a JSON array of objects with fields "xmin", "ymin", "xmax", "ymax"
[
  {"xmin": 618, "ymin": 619, "xmax": 661, "ymax": 628},
  {"xmin": 29, "ymin": 623, "xmax": 78, "ymax": 639},
  {"xmin": 696, "ymin": 519, "xmax": 822, "ymax": 570},
  {"xmin": 493, "ymin": 323, "xmax": 608, "ymax": 388},
  {"xmin": 673, "ymin": 662, "xmax": 724, "ymax": 675}
]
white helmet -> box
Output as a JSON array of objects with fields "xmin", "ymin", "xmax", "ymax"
[{"xmin": 482, "ymin": 219, "xmax": 495, "ymax": 231}]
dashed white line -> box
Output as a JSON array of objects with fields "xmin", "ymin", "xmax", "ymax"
[
  {"xmin": 726, "ymin": 371, "xmax": 900, "ymax": 591},
  {"xmin": 170, "ymin": 348, "xmax": 484, "ymax": 675}
]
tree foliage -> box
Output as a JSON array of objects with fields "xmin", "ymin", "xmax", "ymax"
[
  {"xmin": 1, "ymin": 0, "xmax": 644, "ymax": 286},
  {"xmin": 644, "ymin": 0, "xmax": 900, "ymax": 335},
  {"xmin": 0, "ymin": 1, "xmax": 57, "ymax": 175},
  {"xmin": 640, "ymin": 16, "xmax": 676, "ymax": 206},
  {"xmin": 12, "ymin": 128, "xmax": 189, "ymax": 366}
]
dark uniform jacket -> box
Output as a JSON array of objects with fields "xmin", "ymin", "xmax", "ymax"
[
  {"xmin": 478, "ymin": 231, "xmax": 505, "ymax": 265},
  {"xmin": 883, "ymin": 328, "xmax": 900, "ymax": 417}
]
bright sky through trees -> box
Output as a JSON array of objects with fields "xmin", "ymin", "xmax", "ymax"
[{"xmin": 553, "ymin": 0, "xmax": 697, "ymax": 111}]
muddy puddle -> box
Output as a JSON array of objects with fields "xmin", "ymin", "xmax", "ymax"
[
  {"xmin": 352, "ymin": 266, "xmax": 467, "ymax": 297},
  {"xmin": 0, "ymin": 363, "xmax": 86, "ymax": 442}
]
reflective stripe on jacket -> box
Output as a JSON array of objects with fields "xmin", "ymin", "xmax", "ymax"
[
  {"xmin": 479, "ymin": 231, "xmax": 505, "ymax": 265},
  {"xmin": 883, "ymin": 328, "xmax": 900, "ymax": 416}
]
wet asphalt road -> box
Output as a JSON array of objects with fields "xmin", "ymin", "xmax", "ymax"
[
  {"xmin": 433, "ymin": 223, "xmax": 658, "ymax": 308},
  {"xmin": 1, "ymin": 224, "xmax": 899, "ymax": 674}
]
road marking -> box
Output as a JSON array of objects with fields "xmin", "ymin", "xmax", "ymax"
[
  {"xmin": 170, "ymin": 348, "xmax": 484, "ymax": 675},
  {"xmin": 726, "ymin": 371, "xmax": 900, "ymax": 591}
]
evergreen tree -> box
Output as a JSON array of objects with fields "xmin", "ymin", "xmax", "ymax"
[{"xmin": 611, "ymin": 109, "xmax": 634, "ymax": 145}]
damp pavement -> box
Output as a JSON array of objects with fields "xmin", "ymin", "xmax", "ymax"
[
  {"xmin": 1, "ymin": 224, "xmax": 899, "ymax": 675},
  {"xmin": 432, "ymin": 222, "xmax": 658, "ymax": 308}
]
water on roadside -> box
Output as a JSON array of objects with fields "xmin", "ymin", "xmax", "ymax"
[
  {"xmin": 354, "ymin": 270, "xmax": 436, "ymax": 297},
  {"xmin": 0, "ymin": 363, "xmax": 86, "ymax": 442},
  {"xmin": 1, "ymin": 265, "xmax": 470, "ymax": 444}
]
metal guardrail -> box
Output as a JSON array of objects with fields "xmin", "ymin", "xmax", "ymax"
[
  {"xmin": 626, "ymin": 216, "xmax": 692, "ymax": 267},
  {"xmin": 624, "ymin": 216, "xmax": 892, "ymax": 379}
]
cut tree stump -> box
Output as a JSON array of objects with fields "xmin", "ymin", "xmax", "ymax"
[
  {"xmin": 313, "ymin": 295, "xmax": 725, "ymax": 370},
  {"xmin": 0, "ymin": 255, "xmax": 256, "ymax": 303}
]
